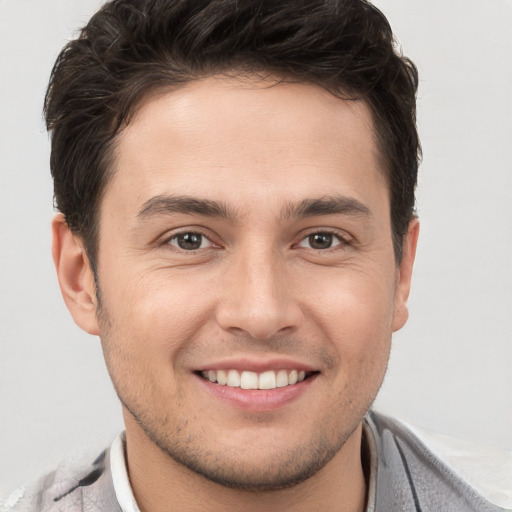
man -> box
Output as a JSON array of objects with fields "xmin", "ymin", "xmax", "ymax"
[{"xmin": 2, "ymin": 0, "xmax": 510, "ymax": 511}]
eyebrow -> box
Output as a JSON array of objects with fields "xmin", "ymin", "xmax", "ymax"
[
  {"xmin": 282, "ymin": 195, "xmax": 371, "ymax": 219},
  {"xmin": 137, "ymin": 195, "xmax": 241, "ymax": 221},
  {"xmin": 136, "ymin": 194, "xmax": 371, "ymax": 222}
]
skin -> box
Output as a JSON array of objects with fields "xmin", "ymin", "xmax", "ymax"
[{"xmin": 52, "ymin": 76, "xmax": 419, "ymax": 512}]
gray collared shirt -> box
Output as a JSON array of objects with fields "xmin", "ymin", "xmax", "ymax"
[{"xmin": 2, "ymin": 411, "xmax": 510, "ymax": 512}]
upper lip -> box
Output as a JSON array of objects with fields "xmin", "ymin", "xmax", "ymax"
[{"xmin": 195, "ymin": 357, "xmax": 318, "ymax": 373}]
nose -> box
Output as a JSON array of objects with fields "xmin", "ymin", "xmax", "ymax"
[{"xmin": 215, "ymin": 246, "xmax": 303, "ymax": 340}]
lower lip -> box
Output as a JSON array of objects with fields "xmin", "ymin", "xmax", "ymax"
[{"xmin": 195, "ymin": 374, "xmax": 317, "ymax": 412}]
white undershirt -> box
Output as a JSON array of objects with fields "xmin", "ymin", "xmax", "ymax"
[{"xmin": 110, "ymin": 433, "xmax": 141, "ymax": 512}]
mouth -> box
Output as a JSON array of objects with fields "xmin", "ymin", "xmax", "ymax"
[
  {"xmin": 194, "ymin": 363, "xmax": 320, "ymax": 411},
  {"xmin": 197, "ymin": 369, "xmax": 317, "ymax": 390}
]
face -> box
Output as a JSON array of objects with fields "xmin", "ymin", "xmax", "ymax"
[{"xmin": 72, "ymin": 76, "xmax": 416, "ymax": 489}]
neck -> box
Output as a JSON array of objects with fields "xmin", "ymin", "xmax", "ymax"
[{"xmin": 124, "ymin": 417, "xmax": 367, "ymax": 512}]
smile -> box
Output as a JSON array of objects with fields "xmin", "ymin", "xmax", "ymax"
[{"xmin": 199, "ymin": 369, "xmax": 311, "ymax": 390}]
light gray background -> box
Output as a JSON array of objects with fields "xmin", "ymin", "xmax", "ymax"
[{"xmin": 1, "ymin": 0, "xmax": 511, "ymax": 496}]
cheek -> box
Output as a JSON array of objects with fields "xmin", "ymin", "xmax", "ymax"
[
  {"xmin": 300, "ymin": 266, "xmax": 395, "ymax": 380},
  {"xmin": 303, "ymin": 265, "xmax": 396, "ymax": 337},
  {"xmin": 98, "ymin": 269, "xmax": 215, "ymax": 376}
]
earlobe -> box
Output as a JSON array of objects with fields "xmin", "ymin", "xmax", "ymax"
[
  {"xmin": 52, "ymin": 214, "xmax": 100, "ymax": 335},
  {"xmin": 392, "ymin": 218, "xmax": 420, "ymax": 332}
]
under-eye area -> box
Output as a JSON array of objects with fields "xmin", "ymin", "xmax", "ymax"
[{"xmin": 197, "ymin": 369, "xmax": 319, "ymax": 390}]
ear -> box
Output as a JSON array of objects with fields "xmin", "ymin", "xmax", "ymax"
[
  {"xmin": 52, "ymin": 214, "xmax": 100, "ymax": 335},
  {"xmin": 392, "ymin": 218, "xmax": 420, "ymax": 332}
]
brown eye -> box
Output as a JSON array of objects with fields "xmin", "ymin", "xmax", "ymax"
[
  {"xmin": 308, "ymin": 233, "xmax": 334, "ymax": 249},
  {"xmin": 168, "ymin": 232, "xmax": 211, "ymax": 250},
  {"xmin": 297, "ymin": 232, "xmax": 346, "ymax": 250}
]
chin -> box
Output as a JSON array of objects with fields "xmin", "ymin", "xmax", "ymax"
[
  {"xmin": 124, "ymin": 398, "xmax": 361, "ymax": 492},
  {"xmin": 156, "ymin": 437, "xmax": 342, "ymax": 491}
]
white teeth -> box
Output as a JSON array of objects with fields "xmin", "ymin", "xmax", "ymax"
[
  {"xmin": 276, "ymin": 369, "xmax": 288, "ymax": 388},
  {"xmin": 258, "ymin": 371, "xmax": 277, "ymax": 389},
  {"xmin": 227, "ymin": 369, "xmax": 241, "ymax": 387},
  {"xmin": 241, "ymin": 371, "xmax": 258, "ymax": 389},
  {"xmin": 201, "ymin": 369, "xmax": 311, "ymax": 389},
  {"xmin": 217, "ymin": 369, "xmax": 228, "ymax": 385}
]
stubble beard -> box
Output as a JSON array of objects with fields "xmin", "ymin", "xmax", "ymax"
[{"xmin": 121, "ymin": 395, "xmax": 365, "ymax": 492}]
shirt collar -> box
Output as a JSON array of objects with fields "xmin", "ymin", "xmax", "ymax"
[{"xmin": 110, "ymin": 432, "xmax": 141, "ymax": 512}]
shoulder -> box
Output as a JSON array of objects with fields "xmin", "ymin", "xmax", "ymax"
[
  {"xmin": 366, "ymin": 411, "xmax": 512, "ymax": 512},
  {"xmin": 0, "ymin": 449, "xmax": 122, "ymax": 512}
]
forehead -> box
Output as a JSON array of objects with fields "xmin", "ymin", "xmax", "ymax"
[{"xmin": 106, "ymin": 75, "xmax": 386, "ymax": 217}]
